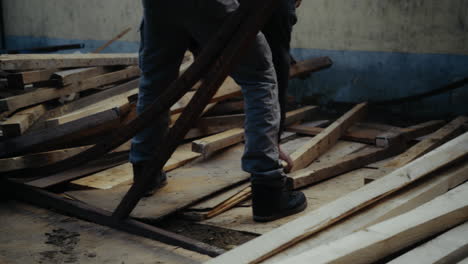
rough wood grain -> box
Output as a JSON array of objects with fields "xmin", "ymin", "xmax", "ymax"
[
  {"xmin": 290, "ymin": 103, "xmax": 367, "ymax": 171},
  {"xmin": 0, "ymin": 146, "xmax": 90, "ymax": 173},
  {"xmin": 0, "ymin": 53, "xmax": 138, "ymax": 71},
  {"xmin": 266, "ymin": 162, "xmax": 468, "ymax": 263},
  {"xmin": 6, "ymin": 68, "xmax": 57, "ymax": 89},
  {"xmin": 70, "ymin": 143, "xmax": 201, "ymax": 190},
  {"xmin": 281, "ymin": 182, "xmax": 468, "ymax": 264},
  {"xmin": 192, "ymin": 128, "xmax": 245, "ymax": 157},
  {"xmin": 0, "ymin": 104, "xmax": 46, "ymax": 137},
  {"xmin": 0, "ymin": 67, "xmax": 139, "ymax": 112},
  {"xmin": 388, "ymin": 222, "xmax": 468, "ymax": 264}
]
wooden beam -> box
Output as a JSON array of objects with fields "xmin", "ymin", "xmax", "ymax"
[
  {"xmin": 70, "ymin": 143, "xmax": 201, "ymax": 190},
  {"xmin": 192, "ymin": 128, "xmax": 245, "ymax": 157},
  {"xmin": 186, "ymin": 106, "xmax": 317, "ymax": 140},
  {"xmin": 0, "ymin": 67, "xmax": 139, "ymax": 113},
  {"xmin": 0, "ymin": 104, "xmax": 46, "ymax": 137},
  {"xmin": 280, "ymin": 182, "xmax": 468, "ymax": 264},
  {"xmin": 52, "ymin": 67, "xmax": 111, "ymax": 87},
  {"xmin": 206, "ymin": 132, "xmax": 468, "ymax": 264},
  {"xmin": 290, "ymin": 145, "xmax": 401, "ymax": 189},
  {"xmin": 25, "ymin": 152, "xmax": 130, "ymax": 188},
  {"xmin": 365, "ymin": 116, "xmax": 468, "ymax": 183},
  {"xmin": 45, "ymin": 79, "xmax": 139, "ymax": 119},
  {"xmin": 45, "ymin": 89, "xmax": 137, "ymax": 127},
  {"xmin": 388, "ymin": 222, "xmax": 468, "ymax": 264},
  {"xmin": 2, "ymin": 179, "xmax": 224, "ymax": 257},
  {"xmin": 288, "ymin": 122, "xmax": 396, "ymax": 145},
  {"xmin": 0, "ymin": 53, "xmax": 138, "ymax": 71},
  {"xmin": 6, "ymin": 69, "xmax": 57, "ymax": 89},
  {"xmin": 290, "ymin": 103, "xmax": 367, "ymax": 172},
  {"xmin": 267, "ymin": 162, "xmax": 468, "ymax": 263},
  {"xmin": 0, "ymin": 146, "xmax": 90, "ymax": 173},
  {"xmin": 0, "ymin": 103, "xmax": 133, "ymax": 158},
  {"xmin": 375, "ymin": 120, "xmax": 445, "ymax": 148}
]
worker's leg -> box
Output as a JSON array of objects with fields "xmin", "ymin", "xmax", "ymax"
[
  {"xmin": 183, "ymin": 0, "xmax": 306, "ymax": 221},
  {"xmin": 182, "ymin": 0, "xmax": 283, "ymax": 185},
  {"xmin": 263, "ymin": 0, "xmax": 298, "ymax": 136},
  {"xmin": 130, "ymin": 1, "xmax": 190, "ymax": 194}
]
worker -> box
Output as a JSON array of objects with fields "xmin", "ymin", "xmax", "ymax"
[{"xmin": 130, "ymin": 0, "xmax": 307, "ymax": 222}]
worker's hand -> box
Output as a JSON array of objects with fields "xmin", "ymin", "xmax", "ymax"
[
  {"xmin": 279, "ymin": 145, "xmax": 294, "ymax": 173},
  {"xmin": 295, "ymin": 0, "xmax": 302, "ymax": 8}
]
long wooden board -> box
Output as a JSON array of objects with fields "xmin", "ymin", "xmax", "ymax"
[
  {"xmin": 280, "ymin": 182, "xmax": 468, "ymax": 264},
  {"xmin": 0, "ymin": 104, "xmax": 46, "ymax": 137},
  {"xmin": 0, "ymin": 53, "xmax": 138, "ymax": 71},
  {"xmin": 206, "ymin": 132, "xmax": 468, "ymax": 264},
  {"xmin": 364, "ymin": 116, "xmax": 468, "ymax": 183},
  {"xmin": 70, "ymin": 143, "xmax": 201, "ymax": 190},
  {"xmin": 388, "ymin": 222, "xmax": 468, "ymax": 264},
  {"xmin": 192, "ymin": 128, "xmax": 245, "ymax": 157},
  {"xmin": 290, "ymin": 103, "xmax": 367, "ymax": 171},
  {"xmin": 266, "ymin": 162, "xmax": 468, "ymax": 263},
  {"xmin": 0, "ymin": 146, "xmax": 90, "ymax": 173},
  {"xmin": 7, "ymin": 68, "xmax": 57, "ymax": 89},
  {"xmin": 0, "ymin": 67, "xmax": 139, "ymax": 112}
]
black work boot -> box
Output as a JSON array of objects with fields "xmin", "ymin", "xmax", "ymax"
[
  {"xmin": 251, "ymin": 178, "xmax": 307, "ymax": 222},
  {"xmin": 132, "ymin": 163, "xmax": 168, "ymax": 197}
]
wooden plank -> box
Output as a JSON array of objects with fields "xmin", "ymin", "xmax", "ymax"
[
  {"xmin": 0, "ymin": 67, "xmax": 139, "ymax": 112},
  {"xmin": 375, "ymin": 120, "xmax": 446, "ymax": 148},
  {"xmin": 289, "ymin": 56, "xmax": 332, "ymax": 79},
  {"xmin": 6, "ymin": 68, "xmax": 57, "ymax": 89},
  {"xmin": 0, "ymin": 104, "xmax": 46, "ymax": 137},
  {"xmin": 192, "ymin": 128, "xmax": 245, "ymax": 157},
  {"xmin": 388, "ymin": 222, "xmax": 468, "ymax": 264},
  {"xmin": 66, "ymin": 143, "xmax": 251, "ymax": 220},
  {"xmin": 52, "ymin": 66, "xmax": 111, "ymax": 86},
  {"xmin": 288, "ymin": 122, "xmax": 393, "ymax": 144},
  {"xmin": 206, "ymin": 132, "xmax": 468, "ymax": 264},
  {"xmin": 186, "ymin": 106, "xmax": 317, "ymax": 140},
  {"xmin": 45, "ymin": 89, "xmax": 137, "ymax": 127},
  {"xmin": 280, "ymin": 182, "xmax": 468, "ymax": 264},
  {"xmin": 266, "ymin": 162, "xmax": 468, "ymax": 263},
  {"xmin": 290, "ymin": 144, "xmax": 401, "ymax": 189},
  {"xmin": 45, "ymin": 79, "xmax": 139, "ymax": 119},
  {"xmin": 25, "ymin": 152, "xmax": 130, "ymax": 188},
  {"xmin": 0, "ymin": 103, "xmax": 132, "ymax": 158},
  {"xmin": 0, "ymin": 53, "xmax": 138, "ymax": 71},
  {"xmin": 70, "ymin": 143, "xmax": 201, "ymax": 190},
  {"xmin": 0, "ymin": 146, "xmax": 90, "ymax": 173},
  {"xmin": 290, "ymin": 103, "xmax": 367, "ymax": 172},
  {"xmin": 365, "ymin": 116, "xmax": 468, "ymax": 183}
]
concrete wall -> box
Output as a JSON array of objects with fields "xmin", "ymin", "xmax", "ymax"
[{"xmin": 3, "ymin": 0, "xmax": 468, "ymax": 118}]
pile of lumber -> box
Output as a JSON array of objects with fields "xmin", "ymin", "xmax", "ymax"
[
  {"xmin": 204, "ymin": 122, "xmax": 468, "ymax": 263},
  {"xmin": 3, "ymin": 52, "xmax": 466, "ymax": 263},
  {"xmin": 0, "ymin": 52, "xmax": 332, "ymax": 184}
]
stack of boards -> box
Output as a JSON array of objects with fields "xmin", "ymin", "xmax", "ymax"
[{"xmin": 2, "ymin": 53, "xmax": 467, "ymax": 264}]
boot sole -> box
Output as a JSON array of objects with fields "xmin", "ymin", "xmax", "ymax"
[{"xmin": 253, "ymin": 200, "xmax": 308, "ymax": 223}]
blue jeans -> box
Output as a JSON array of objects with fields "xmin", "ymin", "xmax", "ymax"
[{"xmin": 130, "ymin": 0, "xmax": 285, "ymax": 184}]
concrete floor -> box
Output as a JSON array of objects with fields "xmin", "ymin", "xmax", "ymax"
[{"xmin": 0, "ymin": 201, "xmax": 211, "ymax": 264}]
